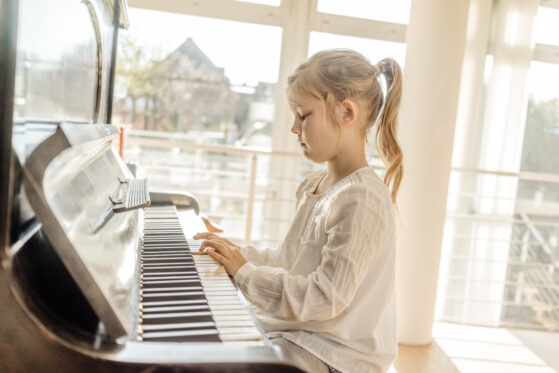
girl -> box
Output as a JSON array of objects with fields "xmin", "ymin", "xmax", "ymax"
[{"xmin": 194, "ymin": 49, "xmax": 403, "ymax": 373}]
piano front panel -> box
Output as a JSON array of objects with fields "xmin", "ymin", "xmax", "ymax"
[{"xmin": 23, "ymin": 126, "xmax": 140, "ymax": 338}]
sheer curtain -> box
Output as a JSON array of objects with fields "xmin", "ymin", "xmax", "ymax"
[{"xmin": 438, "ymin": 0, "xmax": 539, "ymax": 327}]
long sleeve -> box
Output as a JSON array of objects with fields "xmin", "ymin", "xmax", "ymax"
[
  {"xmin": 234, "ymin": 187, "xmax": 388, "ymax": 322},
  {"xmin": 239, "ymin": 170, "xmax": 323, "ymax": 268},
  {"xmin": 240, "ymin": 244, "xmax": 283, "ymax": 267}
]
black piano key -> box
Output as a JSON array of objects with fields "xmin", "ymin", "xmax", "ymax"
[
  {"xmin": 141, "ymin": 283, "xmax": 203, "ymax": 291},
  {"xmin": 141, "ymin": 292, "xmax": 207, "ymax": 303},
  {"xmin": 142, "ymin": 246, "xmax": 190, "ymax": 250},
  {"xmin": 142, "ymin": 257, "xmax": 193, "ymax": 261},
  {"xmin": 142, "ymin": 286, "xmax": 204, "ymax": 293},
  {"xmin": 141, "ymin": 321, "xmax": 215, "ymax": 331},
  {"xmin": 142, "ymin": 271, "xmax": 199, "ymax": 276},
  {"xmin": 141, "ymin": 299, "xmax": 208, "ymax": 307},
  {"xmin": 141, "ymin": 314, "xmax": 214, "ymax": 325},
  {"xmin": 141, "ymin": 280, "xmax": 202, "ymax": 289},
  {"xmin": 142, "ymin": 262, "xmax": 195, "ymax": 268},
  {"xmin": 142, "ymin": 256, "xmax": 192, "ymax": 261},
  {"xmin": 142, "ymin": 304, "xmax": 211, "ymax": 313}
]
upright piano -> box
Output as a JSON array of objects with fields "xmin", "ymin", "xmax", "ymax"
[{"xmin": 0, "ymin": 1, "xmax": 301, "ymax": 371}]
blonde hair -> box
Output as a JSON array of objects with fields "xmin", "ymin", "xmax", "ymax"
[{"xmin": 287, "ymin": 49, "xmax": 403, "ymax": 203}]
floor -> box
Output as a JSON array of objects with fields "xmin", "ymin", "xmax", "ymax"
[{"xmin": 391, "ymin": 322, "xmax": 559, "ymax": 373}]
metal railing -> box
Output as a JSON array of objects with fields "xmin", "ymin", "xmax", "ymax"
[{"xmin": 123, "ymin": 129, "xmax": 559, "ymax": 331}]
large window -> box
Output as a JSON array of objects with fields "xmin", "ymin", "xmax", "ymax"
[
  {"xmin": 436, "ymin": 3, "xmax": 559, "ymax": 332},
  {"xmin": 534, "ymin": 6, "xmax": 559, "ymax": 46},
  {"xmin": 114, "ymin": 8, "xmax": 281, "ymax": 147},
  {"xmin": 118, "ymin": 0, "xmax": 409, "ymax": 247}
]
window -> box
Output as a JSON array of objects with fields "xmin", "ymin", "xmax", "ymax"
[
  {"xmin": 114, "ymin": 8, "xmax": 281, "ymax": 147},
  {"xmin": 436, "ymin": 5, "xmax": 559, "ymax": 332},
  {"xmin": 117, "ymin": 2, "xmax": 409, "ymax": 247},
  {"xmin": 308, "ymin": 32, "xmax": 406, "ymax": 66},
  {"xmin": 534, "ymin": 6, "xmax": 559, "ymax": 46}
]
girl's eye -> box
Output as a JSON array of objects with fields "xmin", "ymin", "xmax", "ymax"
[{"xmin": 299, "ymin": 113, "xmax": 310, "ymax": 121}]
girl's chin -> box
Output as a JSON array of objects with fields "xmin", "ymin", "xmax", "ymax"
[{"xmin": 302, "ymin": 150, "xmax": 325, "ymax": 163}]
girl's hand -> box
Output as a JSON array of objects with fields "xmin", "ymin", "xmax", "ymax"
[{"xmin": 193, "ymin": 232, "xmax": 248, "ymax": 277}]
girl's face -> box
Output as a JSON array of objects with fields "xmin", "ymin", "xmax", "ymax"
[{"xmin": 290, "ymin": 97, "xmax": 340, "ymax": 163}]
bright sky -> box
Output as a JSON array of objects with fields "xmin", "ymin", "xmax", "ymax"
[
  {"xmin": 123, "ymin": 2, "xmax": 558, "ymax": 101},
  {"xmin": 122, "ymin": 1, "xmax": 410, "ymax": 86},
  {"xmin": 534, "ymin": 6, "xmax": 559, "ymax": 46},
  {"xmin": 123, "ymin": 8, "xmax": 282, "ymax": 86}
]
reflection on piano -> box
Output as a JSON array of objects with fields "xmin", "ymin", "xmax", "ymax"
[{"xmin": 0, "ymin": 0, "xmax": 302, "ymax": 371}]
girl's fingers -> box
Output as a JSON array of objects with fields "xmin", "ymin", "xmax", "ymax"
[
  {"xmin": 206, "ymin": 248, "xmax": 229, "ymax": 266},
  {"xmin": 193, "ymin": 232, "xmax": 218, "ymax": 240},
  {"xmin": 198, "ymin": 237, "xmax": 224, "ymax": 252},
  {"xmin": 201, "ymin": 239, "xmax": 231, "ymax": 257}
]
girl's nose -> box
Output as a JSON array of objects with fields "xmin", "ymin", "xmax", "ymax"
[{"xmin": 291, "ymin": 120, "xmax": 301, "ymax": 135}]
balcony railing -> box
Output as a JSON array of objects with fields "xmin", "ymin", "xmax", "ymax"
[{"xmin": 123, "ymin": 129, "xmax": 559, "ymax": 332}]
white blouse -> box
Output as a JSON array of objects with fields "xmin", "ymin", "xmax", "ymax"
[{"xmin": 234, "ymin": 166, "xmax": 397, "ymax": 373}]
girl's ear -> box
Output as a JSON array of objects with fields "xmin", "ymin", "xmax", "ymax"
[{"xmin": 340, "ymin": 99, "xmax": 357, "ymax": 126}]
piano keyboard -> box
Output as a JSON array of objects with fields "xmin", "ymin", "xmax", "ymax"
[{"xmin": 138, "ymin": 206, "xmax": 262, "ymax": 343}]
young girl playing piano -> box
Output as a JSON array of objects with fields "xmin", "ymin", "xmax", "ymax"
[{"xmin": 195, "ymin": 49, "xmax": 403, "ymax": 373}]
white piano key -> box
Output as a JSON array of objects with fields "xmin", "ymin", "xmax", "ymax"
[
  {"xmin": 142, "ymin": 311, "xmax": 212, "ymax": 319},
  {"xmin": 141, "ymin": 329, "xmax": 219, "ymax": 339},
  {"xmin": 141, "ymin": 299, "xmax": 207, "ymax": 307},
  {"xmin": 140, "ymin": 321, "xmax": 216, "ymax": 332},
  {"xmin": 142, "ymin": 305, "xmax": 210, "ymax": 313}
]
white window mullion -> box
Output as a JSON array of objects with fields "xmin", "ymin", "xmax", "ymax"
[
  {"xmin": 540, "ymin": 0, "xmax": 559, "ymax": 9},
  {"xmin": 533, "ymin": 43, "xmax": 559, "ymax": 64},
  {"xmin": 263, "ymin": 0, "xmax": 314, "ymax": 246},
  {"xmin": 310, "ymin": 13, "xmax": 406, "ymax": 43},
  {"xmin": 270, "ymin": 0, "xmax": 314, "ymax": 152},
  {"xmin": 128, "ymin": 0, "xmax": 284, "ymax": 27}
]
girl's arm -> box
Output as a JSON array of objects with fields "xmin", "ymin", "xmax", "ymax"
[
  {"xmin": 240, "ymin": 244, "xmax": 284, "ymax": 267},
  {"xmin": 207, "ymin": 189, "xmax": 392, "ymax": 322},
  {"xmin": 223, "ymin": 171, "xmax": 318, "ymax": 268},
  {"xmin": 193, "ymin": 232, "xmax": 284, "ymax": 267}
]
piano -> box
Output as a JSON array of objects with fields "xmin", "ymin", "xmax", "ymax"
[{"xmin": 0, "ymin": 0, "xmax": 302, "ymax": 371}]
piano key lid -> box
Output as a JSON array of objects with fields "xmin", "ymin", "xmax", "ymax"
[{"xmin": 109, "ymin": 177, "xmax": 151, "ymax": 213}]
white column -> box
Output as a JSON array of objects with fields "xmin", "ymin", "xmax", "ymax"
[
  {"xmin": 396, "ymin": 0, "xmax": 471, "ymax": 345},
  {"xmin": 435, "ymin": 0, "xmax": 494, "ymax": 325}
]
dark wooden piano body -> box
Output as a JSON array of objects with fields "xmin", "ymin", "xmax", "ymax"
[{"xmin": 0, "ymin": 1, "xmax": 301, "ymax": 371}]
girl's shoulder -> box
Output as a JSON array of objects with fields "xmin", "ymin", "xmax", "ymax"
[
  {"xmin": 330, "ymin": 167, "xmax": 392, "ymax": 209},
  {"xmin": 295, "ymin": 169, "xmax": 326, "ymax": 198}
]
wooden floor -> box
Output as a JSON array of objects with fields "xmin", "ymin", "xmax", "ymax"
[{"xmin": 391, "ymin": 322, "xmax": 559, "ymax": 373}]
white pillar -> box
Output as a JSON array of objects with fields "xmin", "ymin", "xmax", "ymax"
[
  {"xmin": 436, "ymin": 0, "xmax": 494, "ymax": 325},
  {"xmin": 396, "ymin": 0, "xmax": 470, "ymax": 345}
]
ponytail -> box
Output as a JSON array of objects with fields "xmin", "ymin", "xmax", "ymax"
[{"xmin": 375, "ymin": 58, "xmax": 403, "ymax": 203}]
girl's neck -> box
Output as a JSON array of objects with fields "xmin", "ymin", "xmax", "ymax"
[
  {"xmin": 315, "ymin": 151, "xmax": 369, "ymax": 194},
  {"xmin": 328, "ymin": 154, "xmax": 369, "ymax": 182}
]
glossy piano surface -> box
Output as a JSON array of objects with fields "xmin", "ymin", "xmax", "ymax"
[
  {"xmin": 1, "ymin": 0, "xmax": 302, "ymax": 370},
  {"xmin": 2, "ymin": 122, "xmax": 302, "ymax": 371}
]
